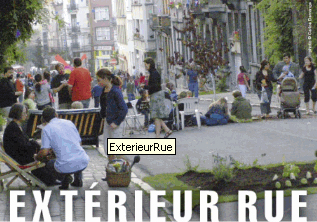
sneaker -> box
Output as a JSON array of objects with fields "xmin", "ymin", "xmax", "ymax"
[{"xmin": 59, "ymin": 175, "xmax": 73, "ymax": 190}]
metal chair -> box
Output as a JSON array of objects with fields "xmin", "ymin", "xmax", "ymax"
[{"xmin": 122, "ymin": 100, "xmax": 146, "ymax": 136}]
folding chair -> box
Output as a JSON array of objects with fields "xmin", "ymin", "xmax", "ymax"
[
  {"xmin": 122, "ymin": 100, "xmax": 146, "ymax": 136},
  {"xmin": 0, "ymin": 148, "xmax": 47, "ymax": 191},
  {"xmin": 178, "ymin": 98, "xmax": 201, "ymax": 130}
]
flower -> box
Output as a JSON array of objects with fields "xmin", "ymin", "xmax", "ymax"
[
  {"xmin": 169, "ymin": 1, "xmax": 175, "ymax": 8},
  {"xmin": 232, "ymin": 30, "xmax": 240, "ymax": 41}
]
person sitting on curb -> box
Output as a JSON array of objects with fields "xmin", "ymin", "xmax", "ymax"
[
  {"xmin": 35, "ymin": 106, "xmax": 89, "ymax": 189},
  {"xmin": 230, "ymin": 90, "xmax": 252, "ymax": 120}
]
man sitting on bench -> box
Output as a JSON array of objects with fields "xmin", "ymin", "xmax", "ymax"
[{"xmin": 35, "ymin": 106, "xmax": 90, "ymax": 189}]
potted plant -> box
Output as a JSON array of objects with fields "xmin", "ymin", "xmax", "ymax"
[
  {"xmin": 169, "ymin": 1, "xmax": 175, "ymax": 8},
  {"xmin": 177, "ymin": 2, "xmax": 182, "ymax": 8}
]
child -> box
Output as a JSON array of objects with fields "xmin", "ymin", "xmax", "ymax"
[
  {"xmin": 277, "ymin": 65, "xmax": 295, "ymax": 96},
  {"xmin": 136, "ymin": 89, "xmax": 150, "ymax": 128},
  {"xmin": 126, "ymin": 77, "xmax": 135, "ymax": 101},
  {"xmin": 91, "ymin": 84, "xmax": 103, "ymax": 108},
  {"xmin": 23, "ymin": 88, "xmax": 37, "ymax": 110}
]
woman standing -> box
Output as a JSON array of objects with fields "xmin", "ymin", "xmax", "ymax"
[
  {"xmin": 237, "ymin": 66, "xmax": 250, "ymax": 98},
  {"xmin": 255, "ymin": 60, "xmax": 276, "ymax": 118},
  {"xmin": 142, "ymin": 57, "xmax": 172, "ymax": 138},
  {"xmin": 34, "ymin": 74, "xmax": 52, "ymax": 110},
  {"xmin": 299, "ymin": 56, "xmax": 317, "ymax": 114},
  {"xmin": 97, "ymin": 69, "xmax": 128, "ymax": 162}
]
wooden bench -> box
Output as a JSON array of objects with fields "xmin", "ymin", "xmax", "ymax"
[{"xmin": 26, "ymin": 109, "xmax": 104, "ymax": 147}]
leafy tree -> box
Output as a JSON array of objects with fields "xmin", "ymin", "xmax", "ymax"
[
  {"xmin": 167, "ymin": 10, "xmax": 229, "ymax": 95},
  {"xmin": 257, "ymin": 0, "xmax": 317, "ymax": 64},
  {"xmin": 0, "ymin": 0, "xmax": 49, "ymax": 70}
]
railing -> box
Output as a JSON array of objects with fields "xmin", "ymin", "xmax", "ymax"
[
  {"xmin": 68, "ymin": 3, "xmax": 78, "ymax": 11},
  {"xmin": 71, "ymin": 42, "xmax": 80, "ymax": 49},
  {"xmin": 68, "ymin": 25, "xmax": 81, "ymax": 33}
]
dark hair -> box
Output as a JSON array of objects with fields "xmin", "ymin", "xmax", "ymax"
[
  {"xmin": 55, "ymin": 63, "xmax": 63, "ymax": 71},
  {"xmin": 35, "ymin": 74, "xmax": 42, "ymax": 92},
  {"xmin": 232, "ymin": 90, "xmax": 242, "ymax": 98},
  {"xmin": 24, "ymin": 87, "xmax": 34, "ymax": 100},
  {"xmin": 283, "ymin": 53, "xmax": 291, "ymax": 58},
  {"xmin": 4, "ymin": 67, "xmax": 13, "ymax": 74},
  {"xmin": 144, "ymin": 57, "xmax": 156, "ymax": 70},
  {"xmin": 74, "ymin": 58, "xmax": 82, "ymax": 67},
  {"xmin": 96, "ymin": 68, "xmax": 122, "ymax": 86},
  {"xmin": 16, "ymin": 73, "xmax": 20, "ymax": 78},
  {"xmin": 9, "ymin": 103, "xmax": 25, "ymax": 120},
  {"xmin": 42, "ymin": 106, "xmax": 56, "ymax": 123},
  {"xmin": 260, "ymin": 60, "xmax": 270, "ymax": 71},
  {"xmin": 43, "ymin": 71, "xmax": 50, "ymax": 82},
  {"xmin": 239, "ymin": 66, "xmax": 247, "ymax": 73},
  {"xmin": 140, "ymin": 73, "xmax": 143, "ymax": 76}
]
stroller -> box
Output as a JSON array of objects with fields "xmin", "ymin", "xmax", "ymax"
[{"xmin": 277, "ymin": 77, "xmax": 301, "ymax": 119}]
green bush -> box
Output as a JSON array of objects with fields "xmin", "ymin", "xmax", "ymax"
[
  {"xmin": 212, "ymin": 158, "xmax": 234, "ymax": 182},
  {"xmin": 282, "ymin": 163, "xmax": 300, "ymax": 178}
]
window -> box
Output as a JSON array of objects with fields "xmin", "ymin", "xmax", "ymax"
[
  {"xmin": 95, "ymin": 7, "xmax": 110, "ymax": 20},
  {"xmin": 87, "ymin": 13, "xmax": 90, "ymax": 27},
  {"xmin": 96, "ymin": 27, "xmax": 111, "ymax": 40}
]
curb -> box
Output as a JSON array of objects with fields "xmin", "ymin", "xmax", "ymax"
[{"xmin": 96, "ymin": 146, "xmax": 179, "ymax": 221}]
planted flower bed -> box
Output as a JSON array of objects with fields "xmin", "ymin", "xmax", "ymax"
[{"xmin": 177, "ymin": 162, "xmax": 317, "ymax": 196}]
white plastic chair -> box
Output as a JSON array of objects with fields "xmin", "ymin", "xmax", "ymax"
[
  {"xmin": 178, "ymin": 98, "xmax": 201, "ymax": 130},
  {"xmin": 123, "ymin": 99, "xmax": 145, "ymax": 136}
]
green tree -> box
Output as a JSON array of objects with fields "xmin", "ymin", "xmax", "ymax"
[
  {"xmin": 257, "ymin": 0, "xmax": 317, "ymax": 64},
  {"xmin": 0, "ymin": 0, "xmax": 47, "ymax": 70}
]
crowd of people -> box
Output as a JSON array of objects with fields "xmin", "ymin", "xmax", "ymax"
[{"xmin": 0, "ymin": 53, "xmax": 315, "ymax": 189}]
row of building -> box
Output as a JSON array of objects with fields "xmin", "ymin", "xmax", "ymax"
[{"xmin": 37, "ymin": 0, "xmax": 300, "ymax": 89}]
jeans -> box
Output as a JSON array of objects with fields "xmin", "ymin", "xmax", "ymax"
[
  {"xmin": 94, "ymin": 97, "xmax": 100, "ymax": 108},
  {"xmin": 18, "ymin": 94, "xmax": 23, "ymax": 103},
  {"xmin": 80, "ymin": 99, "xmax": 90, "ymax": 108},
  {"xmin": 46, "ymin": 159, "xmax": 85, "ymax": 186},
  {"xmin": 188, "ymin": 82, "xmax": 199, "ymax": 98},
  {"xmin": 140, "ymin": 109, "xmax": 149, "ymax": 127},
  {"xmin": 257, "ymin": 88, "xmax": 273, "ymax": 114}
]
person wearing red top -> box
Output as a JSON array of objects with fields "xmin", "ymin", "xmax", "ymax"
[
  {"xmin": 16, "ymin": 73, "xmax": 24, "ymax": 103},
  {"xmin": 139, "ymin": 72, "xmax": 145, "ymax": 84},
  {"xmin": 68, "ymin": 58, "xmax": 92, "ymax": 108}
]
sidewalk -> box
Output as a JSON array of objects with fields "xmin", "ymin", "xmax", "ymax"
[{"xmin": 0, "ymin": 147, "xmax": 170, "ymax": 221}]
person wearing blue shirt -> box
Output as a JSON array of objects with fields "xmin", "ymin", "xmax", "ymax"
[
  {"xmin": 97, "ymin": 68, "xmax": 128, "ymax": 165},
  {"xmin": 35, "ymin": 106, "xmax": 90, "ymax": 189},
  {"xmin": 91, "ymin": 84, "xmax": 103, "ymax": 108},
  {"xmin": 187, "ymin": 62, "xmax": 199, "ymax": 98}
]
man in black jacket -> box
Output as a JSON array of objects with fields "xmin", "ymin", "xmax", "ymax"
[{"xmin": 0, "ymin": 67, "xmax": 22, "ymax": 120}]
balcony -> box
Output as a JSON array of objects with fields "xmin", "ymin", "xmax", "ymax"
[
  {"xmin": 134, "ymin": 33, "xmax": 144, "ymax": 41},
  {"xmin": 71, "ymin": 42, "xmax": 80, "ymax": 50},
  {"xmin": 67, "ymin": 3, "xmax": 78, "ymax": 12},
  {"xmin": 68, "ymin": 25, "xmax": 81, "ymax": 33}
]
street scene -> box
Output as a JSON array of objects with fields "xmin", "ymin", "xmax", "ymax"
[{"xmin": 0, "ymin": 0, "xmax": 317, "ymax": 221}]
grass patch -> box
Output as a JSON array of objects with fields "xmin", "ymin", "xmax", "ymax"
[{"xmin": 199, "ymin": 90, "xmax": 222, "ymax": 96}]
